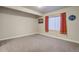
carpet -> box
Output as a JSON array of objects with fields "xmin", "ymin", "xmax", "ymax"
[{"xmin": 0, "ymin": 34, "xmax": 79, "ymax": 52}]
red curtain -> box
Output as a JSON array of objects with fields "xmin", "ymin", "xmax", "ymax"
[
  {"xmin": 45, "ymin": 16, "xmax": 49, "ymax": 32},
  {"xmin": 60, "ymin": 12, "xmax": 67, "ymax": 34}
]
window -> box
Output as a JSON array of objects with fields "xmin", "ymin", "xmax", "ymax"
[{"xmin": 48, "ymin": 16, "xmax": 60, "ymax": 31}]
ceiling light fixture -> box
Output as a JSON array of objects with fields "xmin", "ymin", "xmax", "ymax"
[{"xmin": 37, "ymin": 6, "xmax": 43, "ymax": 8}]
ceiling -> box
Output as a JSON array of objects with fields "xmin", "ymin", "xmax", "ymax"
[{"xmin": 24, "ymin": 6, "xmax": 67, "ymax": 14}]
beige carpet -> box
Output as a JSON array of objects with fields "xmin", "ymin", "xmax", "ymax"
[{"xmin": 0, "ymin": 34, "xmax": 79, "ymax": 52}]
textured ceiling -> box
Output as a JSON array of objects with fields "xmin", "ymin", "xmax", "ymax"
[{"xmin": 23, "ymin": 6, "xmax": 67, "ymax": 14}]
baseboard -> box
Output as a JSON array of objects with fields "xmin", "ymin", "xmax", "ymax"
[
  {"xmin": 0, "ymin": 33, "xmax": 37, "ymax": 41},
  {"xmin": 1, "ymin": 32, "xmax": 79, "ymax": 44},
  {"xmin": 39, "ymin": 33, "xmax": 79, "ymax": 44}
]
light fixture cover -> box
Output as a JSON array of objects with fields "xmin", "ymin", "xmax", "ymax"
[{"xmin": 37, "ymin": 6, "xmax": 43, "ymax": 8}]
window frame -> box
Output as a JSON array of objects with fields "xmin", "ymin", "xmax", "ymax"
[{"xmin": 48, "ymin": 16, "xmax": 61, "ymax": 32}]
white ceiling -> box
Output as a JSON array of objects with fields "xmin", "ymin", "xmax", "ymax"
[{"xmin": 24, "ymin": 6, "xmax": 67, "ymax": 14}]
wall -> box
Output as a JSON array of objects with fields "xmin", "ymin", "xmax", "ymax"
[
  {"xmin": 0, "ymin": 7, "xmax": 38, "ymax": 40},
  {"xmin": 38, "ymin": 7, "xmax": 79, "ymax": 43}
]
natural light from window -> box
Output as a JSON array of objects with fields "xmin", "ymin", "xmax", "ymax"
[{"xmin": 48, "ymin": 16, "xmax": 60, "ymax": 31}]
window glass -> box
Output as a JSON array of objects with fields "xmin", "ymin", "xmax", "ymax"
[{"xmin": 48, "ymin": 16, "xmax": 60, "ymax": 31}]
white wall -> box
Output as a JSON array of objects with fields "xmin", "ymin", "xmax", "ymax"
[
  {"xmin": 38, "ymin": 7, "xmax": 79, "ymax": 43},
  {"xmin": 0, "ymin": 7, "xmax": 38, "ymax": 40}
]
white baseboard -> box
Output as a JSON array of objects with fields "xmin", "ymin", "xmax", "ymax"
[
  {"xmin": 0, "ymin": 33, "xmax": 37, "ymax": 41},
  {"xmin": 39, "ymin": 33, "xmax": 79, "ymax": 44},
  {"xmin": 1, "ymin": 32, "xmax": 79, "ymax": 44}
]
